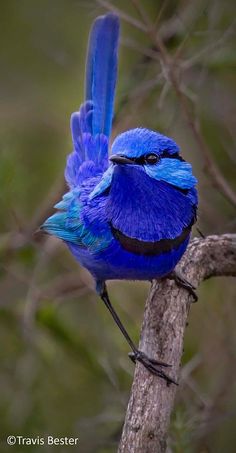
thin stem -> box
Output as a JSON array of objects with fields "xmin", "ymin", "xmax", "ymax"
[{"xmin": 131, "ymin": 1, "xmax": 236, "ymax": 208}]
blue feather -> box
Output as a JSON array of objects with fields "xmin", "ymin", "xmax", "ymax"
[
  {"xmin": 85, "ymin": 13, "xmax": 119, "ymax": 138},
  {"xmin": 65, "ymin": 127, "xmax": 109, "ymax": 188},
  {"xmin": 65, "ymin": 14, "xmax": 119, "ymax": 189},
  {"xmin": 145, "ymin": 158, "xmax": 197, "ymax": 189},
  {"xmin": 105, "ymin": 165, "xmax": 195, "ymax": 242},
  {"xmin": 111, "ymin": 128, "xmax": 180, "ymax": 158},
  {"xmin": 41, "ymin": 181, "xmax": 113, "ymax": 253},
  {"xmin": 89, "ymin": 165, "xmax": 114, "ymax": 200}
]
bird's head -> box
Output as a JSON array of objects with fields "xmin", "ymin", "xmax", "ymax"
[
  {"xmin": 89, "ymin": 128, "xmax": 197, "ymax": 199},
  {"xmin": 111, "ymin": 127, "xmax": 179, "ymax": 162}
]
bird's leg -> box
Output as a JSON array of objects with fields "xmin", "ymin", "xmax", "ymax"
[
  {"xmin": 97, "ymin": 282, "xmax": 177, "ymax": 385},
  {"xmin": 168, "ymin": 271, "xmax": 198, "ymax": 302}
]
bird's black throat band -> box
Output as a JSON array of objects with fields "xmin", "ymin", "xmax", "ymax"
[{"xmin": 111, "ymin": 223, "xmax": 192, "ymax": 256}]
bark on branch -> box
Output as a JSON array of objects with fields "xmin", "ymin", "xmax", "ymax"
[{"xmin": 119, "ymin": 234, "xmax": 236, "ymax": 453}]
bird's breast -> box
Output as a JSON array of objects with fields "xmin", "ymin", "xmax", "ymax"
[{"xmin": 105, "ymin": 165, "xmax": 194, "ymax": 244}]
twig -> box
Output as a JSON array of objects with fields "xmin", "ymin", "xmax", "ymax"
[
  {"xmin": 182, "ymin": 22, "xmax": 236, "ymax": 69},
  {"xmin": 131, "ymin": 2, "xmax": 236, "ymax": 208},
  {"xmin": 96, "ymin": 0, "xmax": 147, "ymax": 31}
]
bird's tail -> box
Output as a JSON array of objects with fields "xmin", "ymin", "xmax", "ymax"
[
  {"xmin": 66, "ymin": 14, "xmax": 119, "ymax": 188},
  {"xmin": 85, "ymin": 13, "xmax": 120, "ymax": 139}
]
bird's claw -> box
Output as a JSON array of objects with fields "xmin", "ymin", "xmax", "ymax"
[
  {"xmin": 129, "ymin": 350, "xmax": 171, "ymax": 367},
  {"xmin": 170, "ymin": 272, "xmax": 198, "ymax": 302},
  {"xmin": 128, "ymin": 350, "xmax": 178, "ymax": 386}
]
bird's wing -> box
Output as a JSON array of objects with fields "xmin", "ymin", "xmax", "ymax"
[
  {"xmin": 41, "ymin": 188, "xmax": 113, "ymax": 253},
  {"xmin": 65, "ymin": 14, "xmax": 119, "ymax": 189}
]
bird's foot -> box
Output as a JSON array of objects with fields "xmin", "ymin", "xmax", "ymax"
[
  {"xmin": 169, "ymin": 271, "xmax": 198, "ymax": 302},
  {"xmin": 196, "ymin": 227, "xmax": 205, "ymax": 238},
  {"xmin": 128, "ymin": 350, "xmax": 178, "ymax": 386}
]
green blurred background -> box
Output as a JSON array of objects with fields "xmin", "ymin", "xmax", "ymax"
[{"xmin": 0, "ymin": 0, "xmax": 236, "ymax": 452}]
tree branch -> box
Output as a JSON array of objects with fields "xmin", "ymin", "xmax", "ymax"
[{"xmin": 119, "ymin": 234, "xmax": 236, "ymax": 453}]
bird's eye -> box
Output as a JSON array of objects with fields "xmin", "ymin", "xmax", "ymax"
[{"xmin": 144, "ymin": 153, "xmax": 159, "ymax": 165}]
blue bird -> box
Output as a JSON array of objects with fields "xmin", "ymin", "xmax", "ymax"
[{"xmin": 41, "ymin": 13, "xmax": 198, "ymax": 384}]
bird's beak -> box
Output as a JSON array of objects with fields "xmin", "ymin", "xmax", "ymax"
[{"xmin": 109, "ymin": 154, "xmax": 134, "ymax": 165}]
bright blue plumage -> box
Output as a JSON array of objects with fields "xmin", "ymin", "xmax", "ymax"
[
  {"xmin": 40, "ymin": 13, "xmax": 198, "ymax": 383},
  {"xmin": 41, "ymin": 9, "xmax": 198, "ymax": 283},
  {"xmin": 42, "ymin": 11, "xmax": 198, "ymax": 282},
  {"xmin": 85, "ymin": 13, "xmax": 119, "ymax": 138}
]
